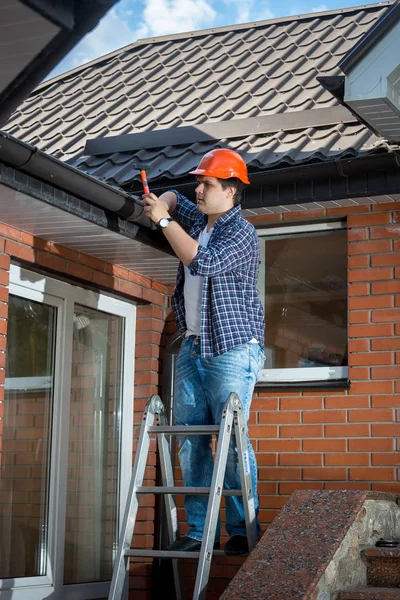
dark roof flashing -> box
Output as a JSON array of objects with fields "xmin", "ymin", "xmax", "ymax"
[
  {"xmin": 85, "ymin": 106, "xmax": 357, "ymax": 157},
  {"xmin": 339, "ymin": 0, "xmax": 400, "ymax": 74}
]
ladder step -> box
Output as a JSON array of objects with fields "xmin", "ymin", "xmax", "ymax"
[
  {"xmin": 147, "ymin": 425, "xmax": 220, "ymax": 434},
  {"xmin": 126, "ymin": 549, "xmax": 237, "ymax": 559},
  {"xmin": 137, "ymin": 486, "xmax": 242, "ymax": 496}
]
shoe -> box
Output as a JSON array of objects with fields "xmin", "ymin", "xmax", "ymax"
[
  {"xmin": 168, "ymin": 536, "xmax": 220, "ymax": 552},
  {"xmin": 224, "ymin": 535, "xmax": 249, "ymax": 555}
]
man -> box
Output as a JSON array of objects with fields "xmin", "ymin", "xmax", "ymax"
[{"xmin": 144, "ymin": 148, "xmax": 265, "ymax": 556}]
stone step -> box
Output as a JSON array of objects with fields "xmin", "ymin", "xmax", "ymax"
[
  {"xmin": 338, "ymin": 588, "xmax": 400, "ymax": 599},
  {"xmin": 362, "ymin": 547, "xmax": 400, "ymax": 588}
]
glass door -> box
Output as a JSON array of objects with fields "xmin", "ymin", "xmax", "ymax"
[{"xmin": 1, "ymin": 265, "xmax": 135, "ymax": 600}]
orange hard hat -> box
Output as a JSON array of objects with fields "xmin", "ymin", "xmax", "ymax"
[{"xmin": 189, "ymin": 148, "xmax": 250, "ymax": 184}]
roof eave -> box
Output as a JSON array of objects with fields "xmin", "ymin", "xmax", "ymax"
[
  {"xmin": 0, "ymin": 0, "xmax": 119, "ymax": 126},
  {"xmin": 339, "ymin": 0, "xmax": 400, "ymax": 74}
]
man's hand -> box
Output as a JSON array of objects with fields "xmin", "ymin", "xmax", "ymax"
[{"xmin": 143, "ymin": 193, "xmax": 171, "ymax": 224}]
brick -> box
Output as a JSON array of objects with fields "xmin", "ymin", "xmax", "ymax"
[
  {"xmin": 258, "ymin": 411, "xmax": 300, "ymax": 424},
  {"xmin": 280, "ymin": 425, "xmax": 323, "ymax": 438},
  {"xmin": 348, "ymin": 255, "xmax": 369, "ymax": 269},
  {"xmin": 373, "ymin": 202, "xmax": 400, "ymax": 212},
  {"xmin": 348, "ymin": 409, "xmax": 393, "ymax": 422},
  {"xmin": 259, "ymin": 467, "xmax": 301, "ymax": 480},
  {"xmin": 0, "ymin": 254, "xmax": 10, "ymax": 271},
  {"xmin": 349, "ymin": 296, "xmax": 393, "ymax": 310},
  {"xmin": 349, "ymin": 352, "xmax": 393, "ymax": 366},
  {"xmin": 283, "ymin": 209, "xmax": 326, "ymax": 220},
  {"xmin": 248, "ymin": 426, "xmax": 277, "ymax": 438},
  {"xmin": 279, "ymin": 482, "xmax": 323, "ymax": 494},
  {"xmin": 348, "ymin": 283, "xmax": 369, "ymax": 297},
  {"xmin": 252, "ymin": 398, "xmax": 279, "ymax": 410},
  {"xmin": 303, "ymin": 467, "xmax": 346, "ymax": 480},
  {"xmin": 349, "ymin": 324, "xmax": 393, "ymax": 338},
  {"xmin": 119, "ymin": 279, "xmax": 143, "ymax": 299},
  {"xmin": 372, "ymin": 252, "xmax": 400, "ymax": 267},
  {"xmin": 257, "ymin": 482, "xmax": 278, "ymax": 495},
  {"xmin": 372, "ymin": 309, "xmax": 400, "ymax": 323},
  {"xmin": 348, "ymin": 240, "xmax": 392, "ymax": 255},
  {"xmin": 66, "ymin": 261, "xmax": 93, "ymax": 281},
  {"xmin": 325, "ymin": 453, "xmax": 369, "ymax": 466},
  {"xmin": 280, "ymin": 397, "xmax": 323, "ymax": 410},
  {"xmin": 325, "ymin": 424, "xmax": 370, "ymax": 437},
  {"xmin": 348, "ymin": 268, "xmax": 393, "ymax": 283},
  {"xmin": 0, "ymin": 223, "xmax": 20, "ymax": 240},
  {"xmin": 349, "ymin": 467, "xmax": 394, "ymax": 481},
  {"xmin": 348, "ymin": 339, "xmax": 370, "ymax": 352},
  {"xmin": 350, "ymin": 381, "xmax": 393, "ymax": 394},
  {"xmin": 372, "ymin": 424, "xmax": 400, "ymax": 436},
  {"xmin": 349, "ymin": 367, "xmax": 370, "ymax": 380},
  {"xmin": 348, "ymin": 311, "xmax": 370, "ymax": 324},
  {"xmin": 372, "ymin": 337, "xmax": 400, "ymax": 350},
  {"xmin": 258, "ymin": 439, "xmax": 301, "ymax": 452},
  {"xmin": 257, "ymin": 453, "xmax": 277, "ymax": 466},
  {"xmin": 372, "ymin": 453, "xmax": 400, "ymax": 466},
  {"xmin": 372, "ymin": 483, "xmax": 400, "ymax": 493},
  {"xmin": 36, "ymin": 251, "xmax": 66, "ymax": 272},
  {"xmin": 303, "ymin": 439, "xmax": 347, "ymax": 452},
  {"xmin": 92, "ymin": 270, "xmax": 117, "ymax": 289},
  {"xmin": 348, "ymin": 213, "xmax": 391, "ymax": 227},
  {"xmin": 348, "ymin": 228, "xmax": 368, "ymax": 242},
  {"xmin": 247, "ymin": 214, "xmax": 282, "ymax": 224},
  {"xmin": 372, "ymin": 281, "xmax": 400, "ymax": 295},
  {"xmin": 325, "ymin": 482, "xmax": 371, "ymax": 491},
  {"xmin": 372, "ymin": 395, "xmax": 400, "ymax": 407},
  {"xmin": 302, "ymin": 410, "xmax": 346, "ymax": 423},
  {"xmin": 279, "ymin": 453, "xmax": 322, "ymax": 466},
  {"xmin": 371, "ymin": 366, "xmax": 400, "ymax": 378},
  {"xmin": 142, "ymin": 287, "xmax": 166, "ymax": 306},
  {"xmin": 325, "ymin": 396, "xmax": 369, "ymax": 409},
  {"xmin": 371, "ymin": 226, "xmax": 400, "ymax": 239},
  {"xmin": 349, "ymin": 438, "xmax": 394, "ymax": 452}
]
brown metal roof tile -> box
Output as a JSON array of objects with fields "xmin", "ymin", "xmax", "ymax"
[{"xmin": 4, "ymin": 2, "xmax": 393, "ymax": 186}]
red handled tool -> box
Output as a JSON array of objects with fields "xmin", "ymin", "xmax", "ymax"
[{"xmin": 140, "ymin": 170, "xmax": 150, "ymax": 194}]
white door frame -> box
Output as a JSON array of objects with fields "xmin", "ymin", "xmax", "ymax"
[{"xmin": 1, "ymin": 265, "xmax": 136, "ymax": 599}]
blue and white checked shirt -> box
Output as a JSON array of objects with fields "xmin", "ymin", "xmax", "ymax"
[{"xmin": 171, "ymin": 191, "xmax": 265, "ymax": 358}]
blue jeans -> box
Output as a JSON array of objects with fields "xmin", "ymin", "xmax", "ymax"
[{"xmin": 173, "ymin": 336, "xmax": 265, "ymax": 541}]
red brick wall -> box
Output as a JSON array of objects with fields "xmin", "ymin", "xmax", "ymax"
[
  {"xmin": 0, "ymin": 199, "xmax": 399, "ymax": 599},
  {"xmin": 0, "ymin": 222, "xmax": 170, "ymax": 591}
]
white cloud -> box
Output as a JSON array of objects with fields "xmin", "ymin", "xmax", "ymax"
[
  {"xmin": 142, "ymin": 0, "xmax": 217, "ymax": 36},
  {"xmin": 223, "ymin": 0, "xmax": 273, "ymax": 24},
  {"xmin": 49, "ymin": 6, "xmax": 138, "ymax": 77},
  {"xmin": 311, "ymin": 4, "xmax": 328, "ymax": 11}
]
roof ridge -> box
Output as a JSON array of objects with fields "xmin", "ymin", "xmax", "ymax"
[{"xmin": 32, "ymin": 1, "xmax": 393, "ymax": 94}]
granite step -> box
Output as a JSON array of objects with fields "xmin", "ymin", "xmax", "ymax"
[
  {"xmin": 338, "ymin": 588, "xmax": 400, "ymax": 599},
  {"xmin": 362, "ymin": 547, "xmax": 400, "ymax": 588}
]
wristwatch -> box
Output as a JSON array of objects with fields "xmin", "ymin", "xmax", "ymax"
[{"xmin": 158, "ymin": 217, "xmax": 174, "ymax": 229}]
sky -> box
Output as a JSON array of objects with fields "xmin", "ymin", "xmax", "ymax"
[{"xmin": 50, "ymin": 0, "xmax": 385, "ymax": 77}]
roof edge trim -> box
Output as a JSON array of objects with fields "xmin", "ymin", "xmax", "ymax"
[
  {"xmin": 86, "ymin": 106, "xmax": 357, "ymax": 156},
  {"xmin": 339, "ymin": 0, "xmax": 400, "ymax": 73},
  {"xmin": 36, "ymin": 1, "xmax": 392, "ymax": 93}
]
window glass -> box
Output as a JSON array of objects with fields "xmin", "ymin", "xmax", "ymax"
[
  {"xmin": 258, "ymin": 227, "xmax": 347, "ymax": 380},
  {"xmin": 1, "ymin": 295, "xmax": 56, "ymax": 578}
]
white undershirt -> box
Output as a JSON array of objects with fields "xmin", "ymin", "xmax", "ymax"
[{"xmin": 184, "ymin": 225, "xmax": 213, "ymax": 337}]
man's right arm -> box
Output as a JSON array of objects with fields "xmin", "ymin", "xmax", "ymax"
[{"xmin": 158, "ymin": 191, "xmax": 178, "ymax": 213}]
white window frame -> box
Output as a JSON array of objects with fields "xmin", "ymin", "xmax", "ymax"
[
  {"xmin": 1, "ymin": 264, "xmax": 135, "ymax": 600},
  {"xmin": 257, "ymin": 222, "xmax": 348, "ymax": 384}
]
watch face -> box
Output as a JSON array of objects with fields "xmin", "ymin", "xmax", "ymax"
[{"xmin": 159, "ymin": 218, "xmax": 170, "ymax": 228}]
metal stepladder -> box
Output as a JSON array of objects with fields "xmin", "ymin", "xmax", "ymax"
[{"xmin": 108, "ymin": 392, "xmax": 258, "ymax": 600}]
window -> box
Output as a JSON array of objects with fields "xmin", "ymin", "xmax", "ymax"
[
  {"xmin": 257, "ymin": 222, "xmax": 348, "ymax": 384},
  {"xmin": 1, "ymin": 265, "xmax": 135, "ymax": 600}
]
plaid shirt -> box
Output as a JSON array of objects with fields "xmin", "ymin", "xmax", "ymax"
[{"xmin": 171, "ymin": 191, "xmax": 265, "ymax": 358}]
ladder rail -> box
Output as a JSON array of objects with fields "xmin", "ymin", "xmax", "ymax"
[
  {"xmin": 192, "ymin": 397, "xmax": 235, "ymax": 600},
  {"xmin": 108, "ymin": 395, "xmax": 161, "ymax": 600},
  {"xmin": 233, "ymin": 393, "xmax": 258, "ymax": 552},
  {"xmin": 157, "ymin": 404, "xmax": 187, "ymax": 600}
]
